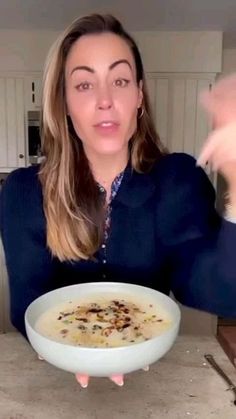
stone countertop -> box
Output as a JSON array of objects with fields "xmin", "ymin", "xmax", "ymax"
[{"xmin": 0, "ymin": 333, "xmax": 236, "ymax": 419}]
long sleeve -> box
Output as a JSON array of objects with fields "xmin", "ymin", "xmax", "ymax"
[
  {"xmin": 0, "ymin": 167, "xmax": 57, "ymax": 338},
  {"xmin": 169, "ymin": 224, "xmax": 236, "ymax": 317},
  {"xmin": 161, "ymin": 154, "xmax": 236, "ymax": 317}
]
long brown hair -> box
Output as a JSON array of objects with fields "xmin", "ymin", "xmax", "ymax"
[{"xmin": 39, "ymin": 14, "xmax": 167, "ymax": 262}]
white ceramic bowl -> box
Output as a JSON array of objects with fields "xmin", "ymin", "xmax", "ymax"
[{"xmin": 25, "ymin": 282, "xmax": 181, "ymax": 377}]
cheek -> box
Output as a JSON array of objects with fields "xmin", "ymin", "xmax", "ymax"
[
  {"xmin": 116, "ymin": 90, "xmax": 139, "ymax": 118},
  {"xmin": 116, "ymin": 93, "xmax": 138, "ymax": 138},
  {"xmin": 67, "ymin": 92, "xmax": 94, "ymax": 127}
]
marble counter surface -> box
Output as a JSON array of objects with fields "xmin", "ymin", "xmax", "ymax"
[{"xmin": 0, "ymin": 333, "xmax": 236, "ymax": 419}]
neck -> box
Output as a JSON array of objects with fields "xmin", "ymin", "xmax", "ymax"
[{"xmin": 85, "ymin": 148, "xmax": 129, "ymax": 188}]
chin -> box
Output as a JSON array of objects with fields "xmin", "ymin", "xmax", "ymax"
[{"xmin": 94, "ymin": 142, "xmax": 128, "ymax": 156}]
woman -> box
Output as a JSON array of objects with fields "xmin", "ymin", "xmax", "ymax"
[{"xmin": 1, "ymin": 14, "xmax": 236, "ymax": 388}]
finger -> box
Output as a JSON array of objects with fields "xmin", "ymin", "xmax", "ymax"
[
  {"xmin": 197, "ymin": 126, "xmax": 229, "ymax": 167},
  {"xmin": 75, "ymin": 373, "xmax": 90, "ymax": 388},
  {"xmin": 212, "ymin": 152, "xmax": 236, "ymax": 172},
  {"xmin": 197, "ymin": 132, "xmax": 219, "ymax": 167},
  {"xmin": 197, "ymin": 122, "xmax": 236, "ymax": 167},
  {"xmin": 110, "ymin": 374, "xmax": 124, "ymax": 386},
  {"xmin": 142, "ymin": 365, "xmax": 149, "ymax": 371},
  {"xmin": 204, "ymin": 139, "xmax": 236, "ymax": 172},
  {"xmin": 202, "ymin": 142, "xmax": 227, "ymax": 172}
]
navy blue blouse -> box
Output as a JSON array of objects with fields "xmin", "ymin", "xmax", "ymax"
[
  {"xmin": 1, "ymin": 152, "xmax": 236, "ymax": 338},
  {"xmin": 98, "ymin": 170, "xmax": 124, "ymax": 243}
]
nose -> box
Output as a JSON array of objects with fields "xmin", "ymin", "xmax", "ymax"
[{"xmin": 96, "ymin": 85, "xmax": 113, "ymax": 110}]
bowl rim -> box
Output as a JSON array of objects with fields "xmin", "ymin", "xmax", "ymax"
[{"xmin": 25, "ymin": 281, "xmax": 181, "ymax": 352}]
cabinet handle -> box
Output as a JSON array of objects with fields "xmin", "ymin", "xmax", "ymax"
[{"xmin": 19, "ymin": 154, "xmax": 24, "ymax": 159}]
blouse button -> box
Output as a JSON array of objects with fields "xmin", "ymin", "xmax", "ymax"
[
  {"xmin": 102, "ymin": 259, "xmax": 107, "ymax": 264},
  {"xmin": 102, "ymin": 274, "xmax": 107, "ymax": 279},
  {"xmin": 102, "ymin": 244, "xmax": 106, "ymax": 249}
]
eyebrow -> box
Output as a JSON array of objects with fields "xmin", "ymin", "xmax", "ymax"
[
  {"xmin": 70, "ymin": 59, "xmax": 132, "ymax": 76},
  {"xmin": 110, "ymin": 59, "xmax": 132, "ymax": 71}
]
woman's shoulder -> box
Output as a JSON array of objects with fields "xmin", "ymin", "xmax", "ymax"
[
  {"xmin": 150, "ymin": 151, "xmax": 215, "ymax": 201},
  {"xmin": 152, "ymin": 152, "xmax": 197, "ymax": 177},
  {"xmin": 150, "ymin": 153, "xmax": 219, "ymax": 244},
  {"xmin": 2, "ymin": 165, "xmax": 41, "ymax": 195},
  {"xmin": 0, "ymin": 165, "xmax": 43, "ymax": 234},
  {"xmin": 151, "ymin": 152, "xmax": 209, "ymax": 187},
  {"xmin": 0, "ymin": 165, "xmax": 42, "ymax": 218}
]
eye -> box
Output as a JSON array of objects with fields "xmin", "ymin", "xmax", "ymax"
[
  {"xmin": 114, "ymin": 78, "xmax": 130, "ymax": 88},
  {"xmin": 76, "ymin": 81, "xmax": 93, "ymax": 91}
]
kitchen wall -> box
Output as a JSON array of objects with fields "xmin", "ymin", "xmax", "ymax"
[
  {"xmin": 223, "ymin": 48, "xmax": 236, "ymax": 75},
  {"xmin": 0, "ymin": 29, "xmax": 222, "ymax": 72},
  {"xmin": 0, "ymin": 29, "xmax": 58, "ymax": 71}
]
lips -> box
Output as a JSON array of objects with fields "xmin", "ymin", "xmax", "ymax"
[
  {"xmin": 94, "ymin": 120, "xmax": 119, "ymax": 128},
  {"xmin": 93, "ymin": 120, "xmax": 120, "ymax": 135}
]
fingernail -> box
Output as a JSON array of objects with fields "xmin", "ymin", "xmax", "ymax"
[
  {"xmin": 80, "ymin": 381, "xmax": 88, "ymax": 388},
  {"xmin": 196, "ymin": 158, "xmax": 209, "ymax": 168},
  {"xmin": 110, "ymin": 376, "xmax": 124, "ymax": 386},
  {"xmin": 76, "ymin": 374, "xmax": 89, "ymax": 388},
  {"xmin": 196, "ymin": 159, "xmax": 204, "ymax": 167},
  {"xmin": 115, "ymin": 379, "xmax": 124, "ymax": 386}
]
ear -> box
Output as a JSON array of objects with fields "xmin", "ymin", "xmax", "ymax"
[{"xmin": 138, "ymin": 80, "xmax": 143, "ymax": 108}]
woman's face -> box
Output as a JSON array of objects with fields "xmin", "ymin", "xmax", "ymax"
[{"xmin": 65, "ymin": 33, "xmax": 143, "ymax": 159}]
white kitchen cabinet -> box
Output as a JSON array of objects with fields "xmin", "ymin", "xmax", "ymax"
[
  {"xmin": 146, "ymin": 72, "xmax": 217, "ymax": 188},
  {"xmin": 146, "ymin": 73, "xmax": 215, "ymax": 152},
  {"xmin": 0, "ymin": 77, "xmax": 26, "ymax": 171},
  {"xmin": 24, "ymin": 75, "xmax": 42, "ymax": 111}
]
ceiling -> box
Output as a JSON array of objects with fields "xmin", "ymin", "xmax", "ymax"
[{"xmin": 1, "ymin": 0, "xmax": 236, "ymax": 47}]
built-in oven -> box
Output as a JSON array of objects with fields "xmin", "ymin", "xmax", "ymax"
[{"xmin": 27, "ymin": 111, "xmax": 43, "ymax": 165}]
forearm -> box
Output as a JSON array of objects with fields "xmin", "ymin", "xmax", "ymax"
[{"xmin": 170, "ymin": 224, "xmax": 236, "ymax": 318}]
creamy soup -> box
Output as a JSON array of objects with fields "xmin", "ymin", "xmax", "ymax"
[{"xmin": 35, "ymin": 293, "xmax": 172, "ymax": 348}]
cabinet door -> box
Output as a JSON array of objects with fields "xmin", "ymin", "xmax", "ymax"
[
  {"xmin": 169, "ymin": 77, "xmax": 211, "ymax": 157},
  {"xmin": 0, "ymin": 77, "xmax": 26, "ymax": 171},
  {"xmin": 146, "ymin": 73, "xmax": 216, "ymax": 186},
  {"xmin": 146, "ymin": 77, "xmax": 169, "ymax": 149},
  {"xmin": 25, "ymin": 76, "xmax": 42, "ymax": 111}
]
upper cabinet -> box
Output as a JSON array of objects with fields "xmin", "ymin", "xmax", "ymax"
[
  {"xmin": 146, "ymin": 73, "xmax": 217, "ymax": 186},
  {"xmin": 0, "ymin": 77, "xmax": 26, "ymax": 171},
  {"xmin": 25, "ymin": 75, "xmax": 42, "ymax": 111}
]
